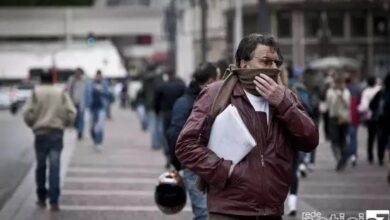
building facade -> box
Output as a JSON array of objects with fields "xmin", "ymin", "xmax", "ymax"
[{"xmin": 224, "ymin": 0, "xmax": 390, "ymax": 78}]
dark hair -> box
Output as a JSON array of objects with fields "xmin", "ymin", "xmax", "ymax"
[
  {"xmin": 216, "ymin": 59, "xmax": 229, "ymax": 76},
  {"xmin": 40, "ymin": 70, "xmax": 53, "ymax": 84},
  {"xmin": 165, "ymin": 68, "xmax": 175, "ymax": 77},
  {"xmin": 235, "ymin": 33, "xmax": 283, "ymax": 68},
  {"xmin": 96, "ymin": 70, "xmax": 102, "ymax": 75},
  {"xmin": 367, "ymin": 76, "xmax": 376, "ymax": 87},
  {"xmin": 193, "ymin": 62, "xmax": 218, "ymax": 85},
  {"xmin": 75, "ymin": 67, "xmax": 84, "ymax": 74}
]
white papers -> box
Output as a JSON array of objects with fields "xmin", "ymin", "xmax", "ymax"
[{"xmin": 208, "ymin": 105, "xmax": 256, "ymax": 164}]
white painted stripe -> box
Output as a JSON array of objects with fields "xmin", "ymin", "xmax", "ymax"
[
  {"xmin": 301, "ymin": 194, "xmax": 390, "ymax": 200},
  {"xmin": 62, "ymin": 190, "xmax": 153, "ymax": 196},
  {"xmin": 65, "ymin": 177, "xmax": 156, "ymax": 184},
  {"xmin": 68, "ymin": 167, "xmax": 164, "ymax": 174},
  {"xmin": 301, "ymin": 181, "xmax": 385, "ymax": 187},
  {"xmin": 61, "ymin": 205, "xmax": 192, "ymax": 212},
  {"xmin": 74, "ymin": 155, "xmax": 165, "ymax": 160}
]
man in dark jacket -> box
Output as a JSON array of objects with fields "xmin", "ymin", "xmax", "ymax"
[
  {"xmin": 166, "ymin": 63, "xmax": 218, "ymax": 220},
  {"xmin": 370, "ymin": 73, "xmax": 390, "ymax": 167},
  {"xmin": 154, "ymin": 69, "xmax": 186, "ymax": 167},
  {"xmin": 176, "ymin": 33, "xmax": 319, "ymax": 219},
  {"xmin": 141, "ymin": 64, "xmax": 164, "ymax": 150}
]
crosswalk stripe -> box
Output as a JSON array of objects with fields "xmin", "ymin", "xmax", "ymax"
[
  {"xmin": 301, "ymin": 181, "xmax": 386, "ymax": 187},
  {"xmin": 65, "ymin": 177, "xmax": 156, "ymax": 184},
  {"xmin": 62, "ymin": 190, "xmax": 153, "ymax": 196},
  {"xmin": 67, "ymin": 167, "xmax": 164, "ymax": 174},
  {"xmin": 301, "ymin": 194, "xmax": 390, "ymax": 200},
  {"xmin": 61, "ymin": 205, "xmax": 192, "ymax": 212}
]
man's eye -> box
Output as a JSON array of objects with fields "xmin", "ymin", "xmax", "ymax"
[{"xmin": 261, "ymin": 59, "xmax": 274, "ymax": 65}]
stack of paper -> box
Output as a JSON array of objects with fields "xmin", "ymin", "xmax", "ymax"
[{"xmin": 208, "ymin": 105, "xmax": 257, "ymax": 164}]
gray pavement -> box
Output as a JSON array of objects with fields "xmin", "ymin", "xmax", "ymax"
[
  {"xmin": 297, "ymin": 125, "xmax": 390, "ymax": 218},
  {"xmin": 0, "ymin": 110, "xmax": 34, "ymax": 209},
  {"xmin": 1, "ymin": 107, "xmax": 389, "ymax": 220}
]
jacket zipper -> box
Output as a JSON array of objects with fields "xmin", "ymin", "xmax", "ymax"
[
  {"xmin": 254, "ymin": 112, "xmax": 267, "ymax": 215},
  {"xmin": 261, "ymin": 110, "xmax": 273, "ymax": 213}
]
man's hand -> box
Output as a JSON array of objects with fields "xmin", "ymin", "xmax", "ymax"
[{"xmin": 253, "ymin": 74, "xmax": 286, "ymax": 107}]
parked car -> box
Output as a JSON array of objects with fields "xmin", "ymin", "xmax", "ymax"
[
  {"xmin": 9, "ymin": 82, "xmax": 34, "ymax": 114},
  {"xmin": 0, "ymin": 88, "xmax": 12, "ymax": 109}
]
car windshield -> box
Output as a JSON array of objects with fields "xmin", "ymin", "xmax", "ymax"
[{"xmin": 17, "ymin": 84, "xmax": 34, "ymax": 90}]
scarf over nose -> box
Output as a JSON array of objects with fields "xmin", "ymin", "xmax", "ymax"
[{"xmin": 211, "ymin": 65, "xmax": 281, "ymax": 118}]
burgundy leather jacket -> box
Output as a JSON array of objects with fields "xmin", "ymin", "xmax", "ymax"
[{"xmin": 176, "ymin": 81, "xmax": 319, "ymax": 216}]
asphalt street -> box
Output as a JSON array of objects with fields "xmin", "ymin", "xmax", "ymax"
[{"xmin": 0, "ymin": 110, "xmax": 34, "ymax": 210}]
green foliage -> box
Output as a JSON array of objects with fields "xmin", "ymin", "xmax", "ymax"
[{"xmin": 0, "ymin": 0, "xmax": 94, "ymax": 7}]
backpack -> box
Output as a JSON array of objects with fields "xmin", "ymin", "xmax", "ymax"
[
  {"xmin": 333, "ymin": 94, "xmax": 350, "ymax": 124},
  {"xmin": 370, "ymin": 91, "xmax": 385, "ymax": 122}
]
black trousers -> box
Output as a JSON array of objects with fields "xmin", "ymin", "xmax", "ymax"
[
  {"xmin": 366, "ymin": 120, "xmax": 378, "ymax": 162},
  {"xmin": 377, "ymin": 128, "xmax": 389, "ymax": 164},
  {"xmin": 329, "ymin": 118, "xmax": 349, "ymax": 167},
  {"xmin": 290, "ymin": 150, "xmax": 301, "ymax": 195}
]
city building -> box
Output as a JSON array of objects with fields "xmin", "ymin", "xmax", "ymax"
[{"xmin": 223, "ymin": 0, "xmax": 390, "ymax": 78}]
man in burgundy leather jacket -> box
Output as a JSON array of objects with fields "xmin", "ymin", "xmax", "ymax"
[{"xmin": 175, "ymin": 33, "xmax": 319, "ymax": 220}]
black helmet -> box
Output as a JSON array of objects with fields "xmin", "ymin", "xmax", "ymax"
[{"xmin": 154, "ymin": 171, "xmax": 187, "ymax": 214}]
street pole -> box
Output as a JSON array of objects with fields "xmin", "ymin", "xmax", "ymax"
[
  {"xmin": 166, "ymin": 0, "xmax": 177, "ymax": 70},
  {"xmin": 234, "ymin": 0, "xmax": 243, "ymax": 54},
  {"xmin": 65, "ymin": 9, "xmax": 72, "ymax": 48},
  {"xmin": 318, "ymin": 11, "xmax": 331, "ymax": 58},
  {"xmin": 200, "ymin": 0, "xmax": 208, "ymax": 62},
  {"xmin": 258, "ymin": 0, "xmax": 270, "ymax": 33}
]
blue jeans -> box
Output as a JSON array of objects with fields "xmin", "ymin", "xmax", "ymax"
[
  {"xmin": 147, "ymin": 111, "xmax": 166, "ymax": 150},
  {"xmin": 74, "ymin": 104, "xmax": 84, "ymax": 138},
  {"xmin": 182, "ymin": 169, "xmax": 208, "ymax": 220},
  {"xmin": 348, "ymin": 125, "xmax": 358, "ymax": 158},
  {"xmin": 90, "ymin": 108, "xmax": 106, "ymax": 145},
  {"xmin": 34, "ymin": 131, "xmax": 63, "ymax": 204}
]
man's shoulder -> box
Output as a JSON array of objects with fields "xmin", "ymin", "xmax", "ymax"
[
  {"xmin": 203, "ymin": 80, "xmax": 224, "ymax": 97},
  {"xmin": 37, "ymin": 86, "xmax": 67, "ymax": 98}
]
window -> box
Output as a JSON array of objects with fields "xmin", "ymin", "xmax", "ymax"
[
  {"xmin": 373, "ymin": 14, "xmax": 389, "ymax": 36},
  {"xmin": 328, "ymin": 11, "xmax": 344, "ymax": 37},
  {"xmin": 351, "ymin": 11, "xmax": 367, "ymax": 37},
  {"xmin": 277, "ymin": 11, "xmax": 292, "ymax": 38},
  {"xmin": 305, "ymin": 11, "xmax": 320, "ymax": 37}
]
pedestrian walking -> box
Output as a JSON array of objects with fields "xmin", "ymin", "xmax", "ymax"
[
  {"xmin": 166, "ymin": 62, "xmax": 218, "ymax": 220},
  {"xmin": 369, "ymin": 73, "xmax": 390, "ymax": 167},
  {"xmin": 216, "ymin": 59, "xmax": 229, "ymax": 80},
  {"xmin": 286, "ymin": 67, "xmax": 320, "ymax": 215},
  {"xmin": 154, "ymin": 68, "xmax": 186, "ymax": 168},
  {"xmin": 66, "ymin": 67, "xmax": 87, "ymax": 140},
  {"xmin": 358, "ymin": 76, "xmax": 382, "ymax": 164},
  {"xmin": 84, "ymin": 70, "xmax": 110, "ymax": 152},
  {"xmin": 24, "ymin": 70, "xmax": 76, "ymax": 211},
  {"xmin": 141, "ymin": 64, "xmax": 164, "ymax": 150},
  {"xmin": 175, "ymin": 33, "xmax": 319, "ymax": 219},
  {"xmin": 120, "ymin": 79, "xmax": 129, "ymax": 108},
  {"xmin": 326, "ymin": 75, "xmax": 351, "ymax": 171},
  {"xmin": 346, "ymin": 76, "xmax": 361, "ymax": 166}
]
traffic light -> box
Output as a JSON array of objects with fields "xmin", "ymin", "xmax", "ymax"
[
  {"xmin": 136, "ymin": 35, "xmax": 152, "ymax": 45},
  {"xmin": 87, "ymin": 33, "xmax": 96, "ymax": 46}
]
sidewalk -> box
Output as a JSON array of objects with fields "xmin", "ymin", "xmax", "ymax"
[
  {"xmin": 1, "ymin": 106, "xmax": 389, "ymax": 220},
  {"xmin": 1, "ymin": 107, "xmax": 191, "ymax": 220}
]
